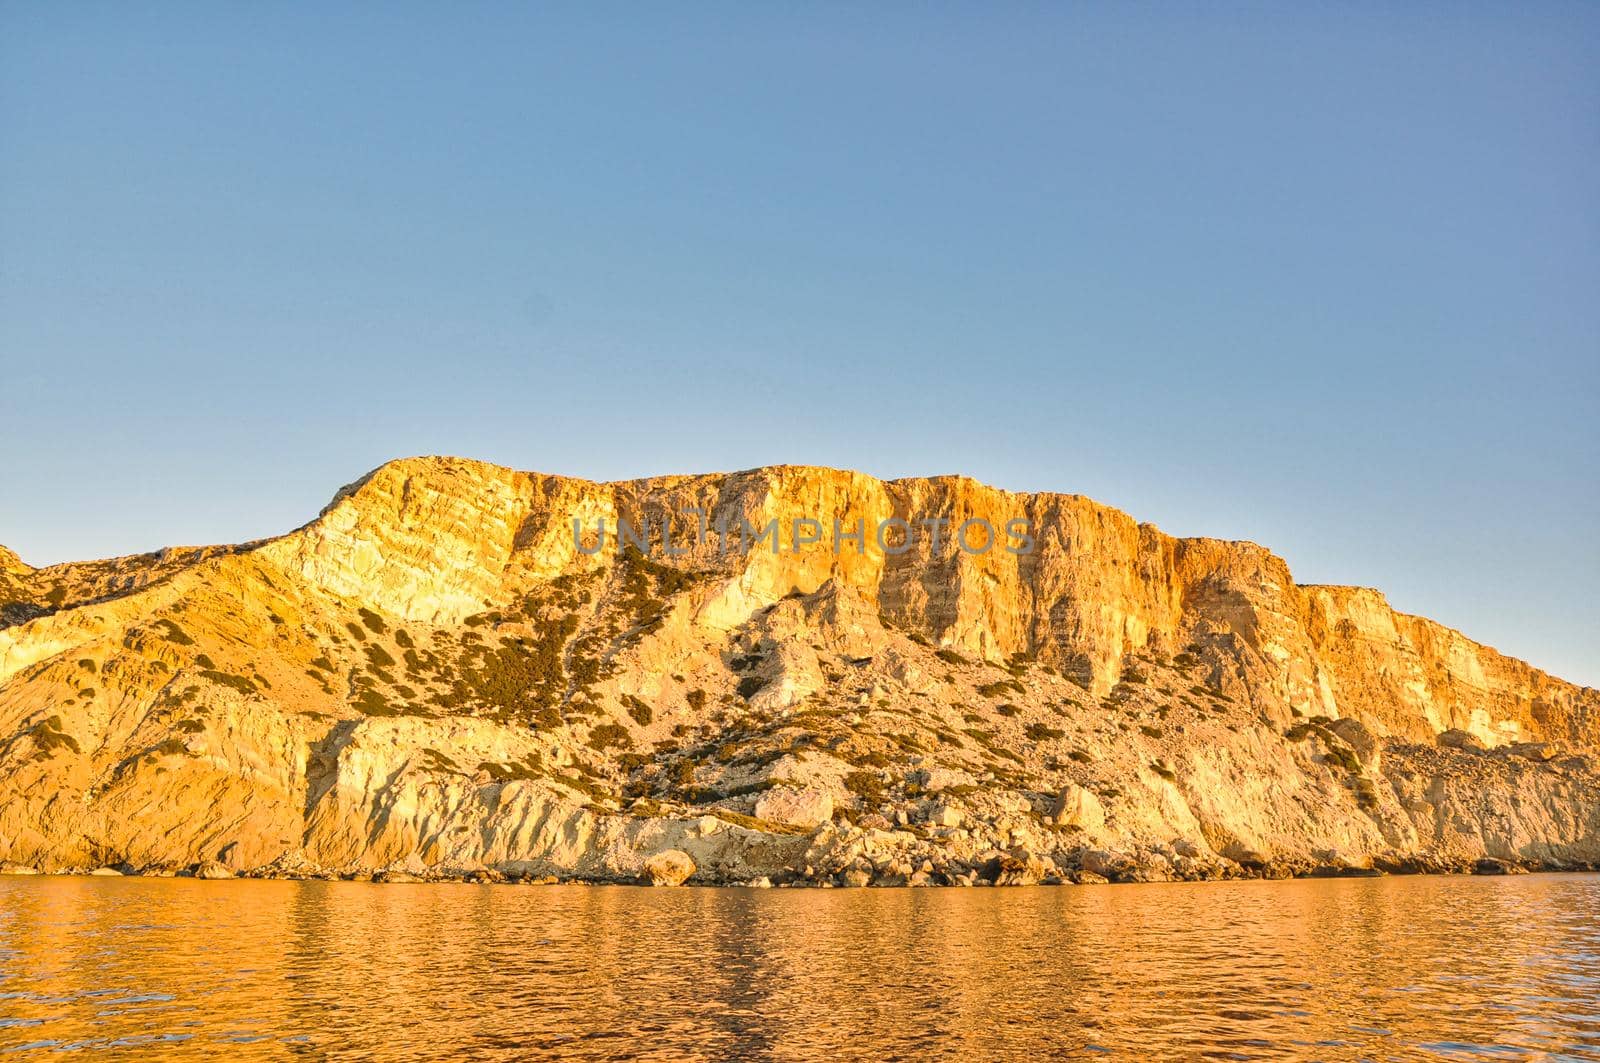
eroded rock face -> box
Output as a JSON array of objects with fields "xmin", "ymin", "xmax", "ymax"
[
  {"xmin": 0, "ymin": 456, "xmax": 1595, "ymax": 883},
  {"xmin": 1438, "ymin": 729, "xmax": 1486, "ymax": 752},
  {"xmin": 754, "ymin": 787, "xmax": 833, "ymax": 829}
]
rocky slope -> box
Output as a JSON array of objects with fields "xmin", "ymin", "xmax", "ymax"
[{"xmin": 0, "ymin": 457, "xmax": 1595, "ymax": 885}]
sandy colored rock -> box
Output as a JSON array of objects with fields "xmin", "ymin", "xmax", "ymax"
[
  {"xmin": 643, "ymin": 850, "xmax": 695, "ymax": 887},
  {"xmin": 0, "ymin": 456, "xmax": 1594, "ymax": 885},
  {"xmin": 754, "ymin": 787, "xmax": 833, "ymax": 829},
  {"xmin": 1049, "ymin": 785, "xmax": 1105, "ymax": 832}
]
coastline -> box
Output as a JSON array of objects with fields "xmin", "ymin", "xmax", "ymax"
[
  {"xmin": 4, "ymin": 460, "xmax": 1597, "ymax": 902},
  {"xmin": 5, "ymin": 854, "xmax": 1589, "ymax": 888}
]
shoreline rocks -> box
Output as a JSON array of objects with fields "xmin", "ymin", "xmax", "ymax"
[
  {"xmin": 10, "ymin": 849, "xmax": 1593, "ymax": 887},
  {"xmin": 642, "ymin": 850, "xmax": 696, "ymax": 887}
]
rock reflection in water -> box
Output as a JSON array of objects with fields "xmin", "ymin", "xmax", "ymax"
[{"xmin": 1, "ymin": 875, "xmax": 1598, "ymax": 1059}]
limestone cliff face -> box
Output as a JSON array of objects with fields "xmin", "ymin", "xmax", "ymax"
[
  {"xmin": 256, "ymin": 457, "xmax": 1597, "ymax": 748},
  {"xmin": 0, "ymin": 456, "xmax": 1594, "ymax": 883}
]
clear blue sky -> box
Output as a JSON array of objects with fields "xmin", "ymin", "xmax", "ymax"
[{"xmin": 2, "ymin": 4, "xmax": 1596, "ymax": 686}]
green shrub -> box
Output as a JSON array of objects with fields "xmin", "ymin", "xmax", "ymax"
[
  {"xmin": 478, "ymin": 755, "xmax": 543, "ymax": 782},
  {"xmin": 152, "ymin": 618, "xmax": 195, "ymax": 646},
  {"xmin": 1325, "ymin": 746, "xmax": 1361, "ymax": 773},
  {"xmin": 622, "ymin": 694, "xmax": 654, "ymax": 726},
  {"xmin": 843, "ymin": 770, "xmax": 885, "ymax": 802},
  {"xmin": 592, "ymin": 717, "xmax": 633, "ymax": 752},
  {"xmin": 201, "ymin": 669, "xmax": 257, "ymax": 696},
  {"xmin": 553, "ymin": 773, "xmax": 613, "ymax": 804},
  {"xmin": 353, "ymin": 685, "xmax": 396, "ymax": 715},
  {"xmin": 447, "ymin": 613, "xmax": 578, "ymax": 720},
  {"xmin": 28, "ymin": 716, "xmax": 81, "ymax": 757},
  {"xmin": 617, "ymin": 545, "xmax": 696, "ymax": 617}
]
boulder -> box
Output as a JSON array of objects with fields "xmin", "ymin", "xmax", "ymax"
[
  {"xmin": 1326, "ymin": 717, "xmax": 1380, "ymax": 769},
  {"xmin": 984, "ymin": 852, "xmax": 1045, "ymax": 886},
  {"xmin": 1437, "ymin": 729, "xmax": 1485, "ymax": 752},
  {"xmin": 872, "ymin": 858, "xmax": 912, "ymax": 887},
  {"xmin": 752, "ymin": 787, "xmax": 838, "ymax": 832},
  {"xmin": 1047, "ymin": 785, "xmax": 1105, "ymax": 831},
  {"xmin": 914, "ymin": 767, "xmax": 975, "ymax": 793},
  {"xmin": 194, "ymin": 861, "xmax": 234, "ymax": 880},
  {"xmin": 642, "ymin": 850, "xmax": 695, "ymax": 887},
  {"xmin": 1079, "ymin": 849, "xmax": 1130, "ymax": 879},
  {"xmin": 1472, "ymin": 857, "xmax": 1527, "ymax": 876}
]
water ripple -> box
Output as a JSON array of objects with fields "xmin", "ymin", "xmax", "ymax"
[{"xmin": 0, "ymin": 875, "xmax": 1597, "ymax": 1058}]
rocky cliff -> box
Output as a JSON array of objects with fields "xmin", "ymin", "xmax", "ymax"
[{"xmin": 0, "ymin": 456, "xmax": 1595, "ymax": 885}]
